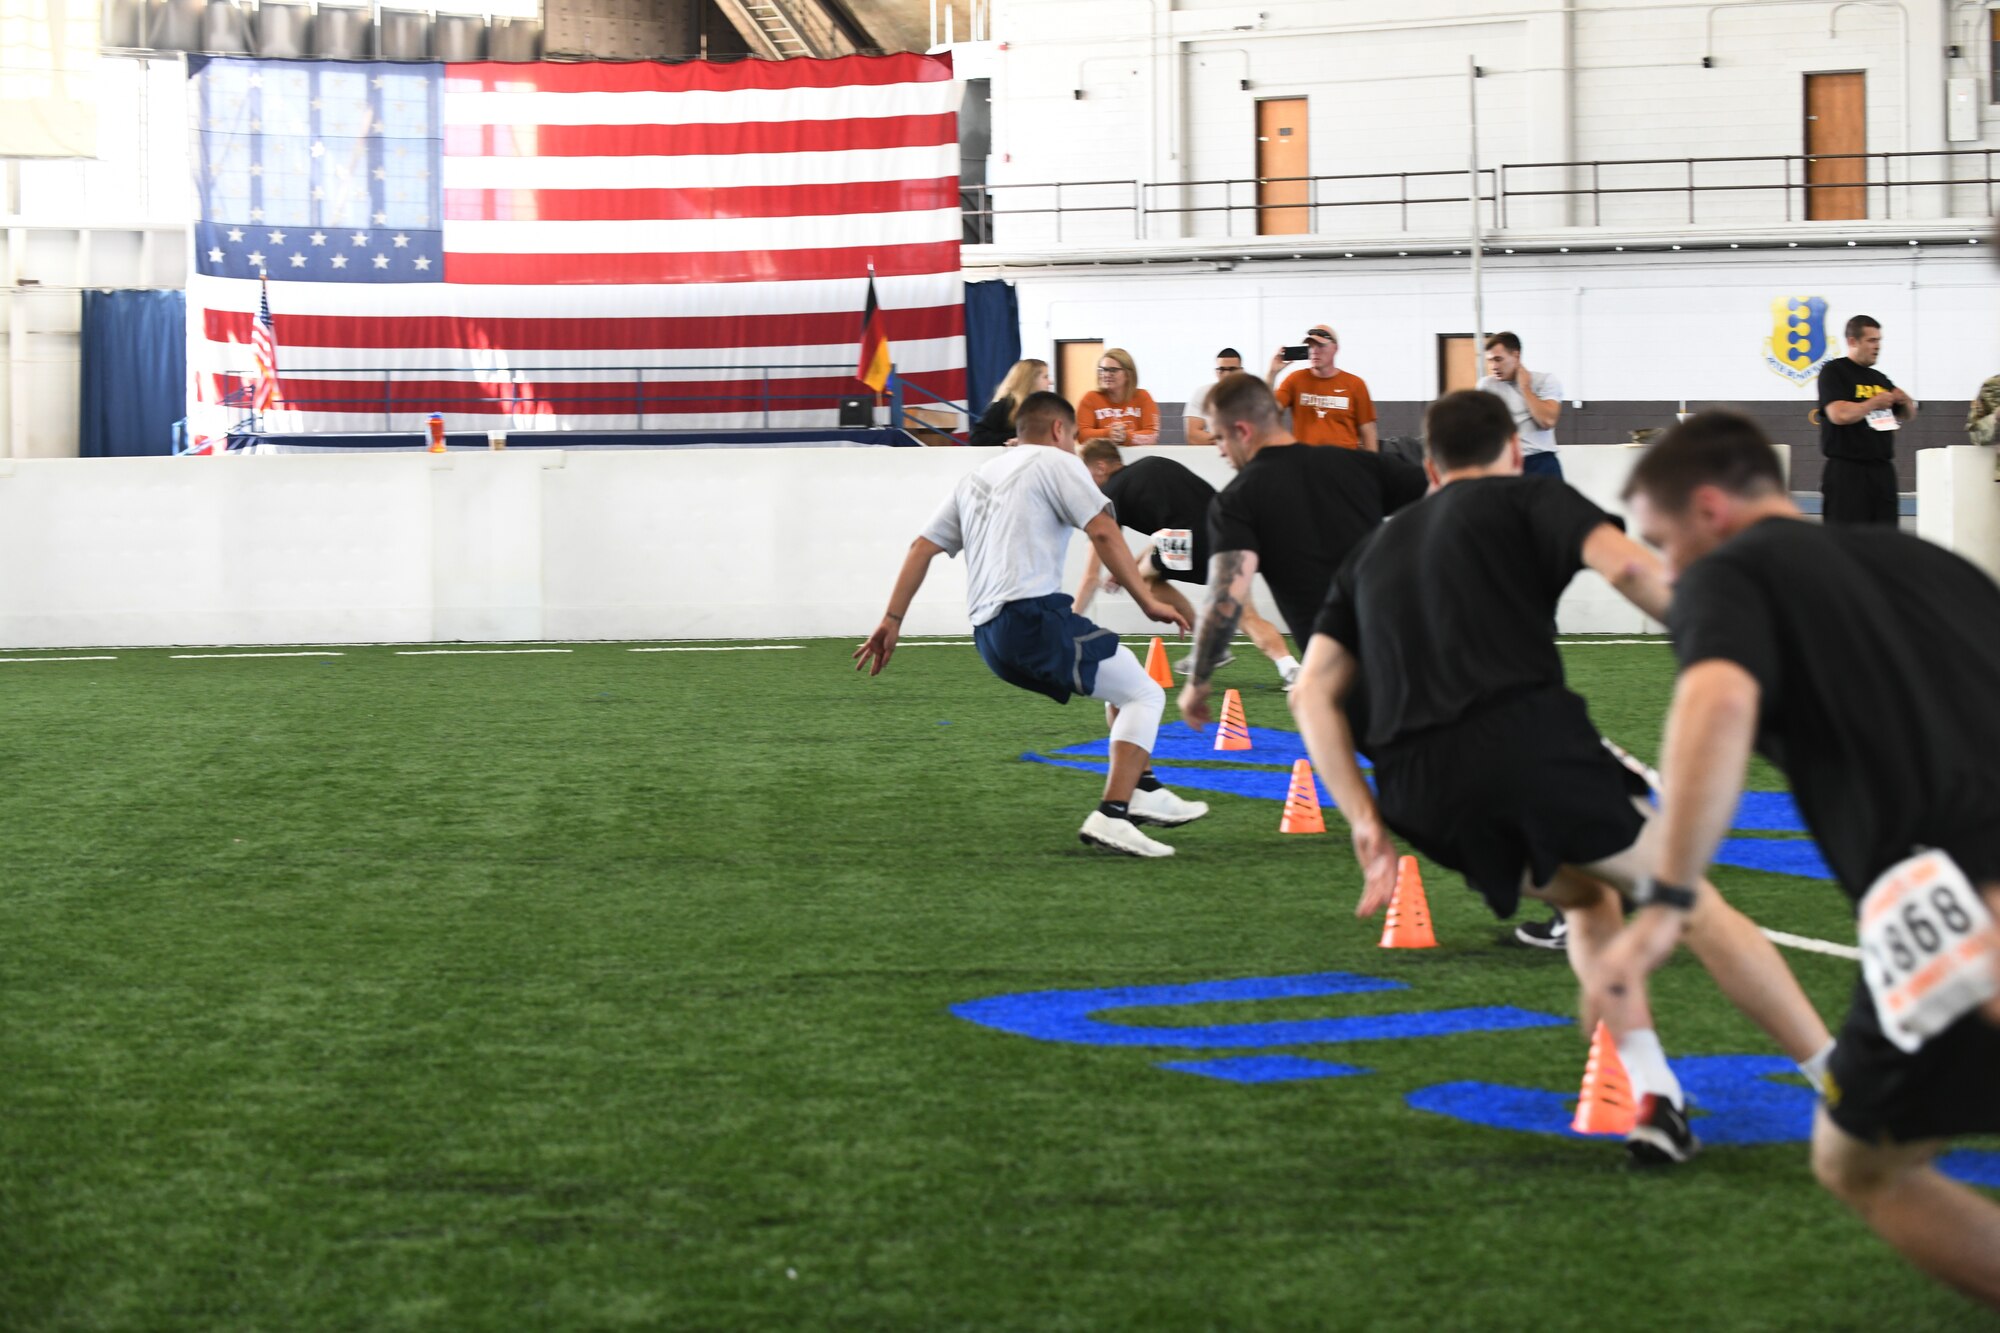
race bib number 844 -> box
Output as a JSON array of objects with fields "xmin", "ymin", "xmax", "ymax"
[
  {"xmin": 1153, "ymin": 529, "xmax": 1195, "ymax": 572},
  {"xmin": 1858, "ymin": 851, "xmax": 1999, "ymax": 1053}
]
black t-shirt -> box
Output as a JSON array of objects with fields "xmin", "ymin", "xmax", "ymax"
[
  {"xmin": 969, "ymin": 398, "xmax": 1014, "ymax": 447},
  {"xmin": 1313, "ymin": 476, "xmax": 1609, "ymax": 750},
  {"xmin": 1669, "ymin": 518, "xmax": 2000, "ymax": 902},
  {"xmin": 1817, "ymin": 357, "xmax": 1898, "ymax": 462},
  {"xmin": 1100, "ymin": 456, "xmax": 1216, "ymax": 541},
  {"xmin": 1208, "ymin": 443, "xmax": 1426, "ymax": 641}
]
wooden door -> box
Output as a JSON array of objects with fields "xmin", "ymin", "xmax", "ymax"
[
  {"xmin": 1805, "ymin": 72, "xmax": 1866, "ymax": 221},
  {"xmin": 1438, "ymin": 335, "xmax": 1480, "ymax": 394},
  {"xmin": 1056, "ymin": 340, "xmax": 1104, "ymax": 405},
  {"xmin": 1256, "ymin": 98, "xmax": 1309, "ymax": 236}
]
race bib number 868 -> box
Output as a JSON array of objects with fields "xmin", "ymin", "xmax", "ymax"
[{"xmin": 1858, "ymin": 851, "xmax": 1999, "ymax": 1053}]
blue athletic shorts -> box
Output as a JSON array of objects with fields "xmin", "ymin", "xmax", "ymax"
[{"xmin": 972, "ymin": 592, "xmax": 1120, "ymax": 704}]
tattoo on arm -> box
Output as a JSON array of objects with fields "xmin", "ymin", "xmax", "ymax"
[{"xmin": 1192, "ymin": 551, "xmax": 1247, "ymax": 685}]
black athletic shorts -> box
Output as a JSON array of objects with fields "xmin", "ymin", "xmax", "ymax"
[
  {"xmin": 1824, "ymin": 824, "xmax": 2000, "ymax": 1144},
  {"xmin": 1370, "ymin": 686, "xmax": 1649, "ymax": 919},
  {"xmin": 1820, "ymin": 457, "xmax": 1899, "ymax": 527},
  {"xmin": 1147, "ymin": 533, "xmax": 1211, "ymax": 585}
]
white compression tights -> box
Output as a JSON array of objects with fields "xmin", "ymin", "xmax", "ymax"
[{"xmin": 1088, "ymin": 647, "xmax": 1164, "ymax": 754}]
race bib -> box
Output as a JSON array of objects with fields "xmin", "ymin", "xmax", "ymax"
[
  {"xmin": 1153, "ymin": 528, "xmax": 1195, "ymax": 572},
  {"xmin": 1866, "ymin": 406, "xmax": 1900, "ymax": 432},
  {"xmin": 1857, "ymin": 850, "xmax": 1999, "ymax": 1053}
]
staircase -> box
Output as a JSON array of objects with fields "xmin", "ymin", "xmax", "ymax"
[
  {"xmin": 745, "ymin": 1, "xmax": 810, "ymax": 56},
  {"xmin": 713, "ymin": 0, "xmax": 872, "ymax": 59}
]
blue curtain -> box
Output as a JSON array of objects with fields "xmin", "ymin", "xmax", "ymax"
[
  {"xmin": 963, "ymin": 279, "xmax": 1020, "ymax": 412},
  {"xmin": 79, "ymin": 290, "xmax": 186, "ymax": 458}
]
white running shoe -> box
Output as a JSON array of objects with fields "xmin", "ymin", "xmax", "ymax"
[
  {"xmin": 1079, "ymin": 810, "xmax": 1176, "ymax": 857},
  {"xmin": 1281, "ymin": 662, "xmax": 1301, "ymax": 689},
  {"xmin": 1175, "ymin": 650, "xmax": 1235, "ymax": 674},
  {"xmin": 1128, "ymin": 786, "xmax": 1210, "ymax": 827}
]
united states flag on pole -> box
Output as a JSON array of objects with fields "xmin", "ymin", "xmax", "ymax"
[
  {"xmin": 184, "ymin": 54, "xmax": 965, "ymax": 437},
  {"xmin": 250, "ymin": 273, "xmax": 280, "ymax": 412}
]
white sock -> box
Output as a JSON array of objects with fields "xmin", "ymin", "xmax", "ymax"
[
  {"xmin": 1614, "ymin": 1028, "xmax": 1685, "ymax": 1110},
  {"xmin": 1799, "ymin": 1039, "xmax": 1836, "ymax": 1096},
  {"xmin": 1275, "ymin": 654, "xmax": 1299, "ymax": 679}
]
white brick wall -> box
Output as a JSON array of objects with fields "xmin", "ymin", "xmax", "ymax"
[
  {"xmin": 980, "ymin": 0, "xmax": 2000, "ymax": 244},
  {"xmin": 999, "ymin": 246, "xmax": 1998, "ymax": 415}
]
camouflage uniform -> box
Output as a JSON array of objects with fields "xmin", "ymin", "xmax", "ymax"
[{"xmin": 1972, "ymin": 375, "xmax": 2000, "ymax": 476}]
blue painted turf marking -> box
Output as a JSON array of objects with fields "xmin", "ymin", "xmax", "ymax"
[
  {"xmin": 950, "ymin": 972, "xmax": 1568, "ymax": 1049},
  {"xmin": 1937, "ymin": 1150, "xmax": 2000, "ymax": 1188},
  {"xmin": 1404, "ymin": 1056, "xmax": 2000, "ymax": 1186},
  {"xmin": 1027, "ymin": 729, "xmax": 1827, "ymax": 879},
  {"xmin": 1022, "ymin": 753, "xmax": 1352, "ymax": 806},
  {"xmin": 1407, "ymin": 1055, "xmax": 1814, "ymax": 1145},
  {"xmin": 1158, "ymin": 1055, "xmax": 1369, "ymax": 1083},
  {"xmin": 1712, "ymin": 838, "xmax": 1833, "ymax": 880}
]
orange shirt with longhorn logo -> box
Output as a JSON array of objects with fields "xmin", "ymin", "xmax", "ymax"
[
  {"xmin": 1274, "ymin": 369, "xmax": 1376, "ymax": 447},
  {"xmin": 1075, "ymin": 389, "xmax": 1161, "ymax": 442}
]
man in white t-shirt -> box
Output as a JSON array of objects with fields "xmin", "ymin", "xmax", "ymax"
[
  {"xmin": 1477, "ymin": 331, "xmax": 1564, "ymax": 478},
  {"xmin": 1183, "ymin": 347, "xmax": 1244, "ymax": 447},
  {"xmin": 855, "ymin": 391, "xmax": 1208, "ymax": 858}
]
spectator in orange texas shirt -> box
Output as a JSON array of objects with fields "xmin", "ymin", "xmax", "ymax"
[
  {"xmin": 1076, "ymin": 347, "xmax": 1161, "ymax": 445},
  {"xmin": 1267, "ymin": 324, "xmax": 1378, "ymax": 450}
]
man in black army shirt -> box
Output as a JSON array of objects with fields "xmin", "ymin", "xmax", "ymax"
[{"xmin": 1816, "ymin": 314, "xmax": 1917, "ymax": 526}]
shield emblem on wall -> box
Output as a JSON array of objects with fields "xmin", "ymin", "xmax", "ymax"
[{"xmin": 1764, "ymin": 296, "xmax": 1830, "ymax": 385}]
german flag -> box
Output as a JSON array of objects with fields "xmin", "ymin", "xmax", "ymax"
[{"xmin": 856, "ymin": 273, "xmax": 891, "ymax": 394}]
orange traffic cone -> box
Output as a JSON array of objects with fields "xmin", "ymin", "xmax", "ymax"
[
  {"xmin": 1144, "ymin": 636, "xmax": 1174, "ymax": 689},
  {"xmin": 1378, "ymin": 856, "xmax": 1438, "ymax": 949},
  {"xmin": 1571, "ymin": 1021, "xmax": 1640, "ymax": 1135},
  {"xmin": 1279, "ymin": 759, "xmax": 1325, "ymax": 834},
  {"xmin": 1215, "ymin": 689, "xmax": 1252, "ymax": 752}
]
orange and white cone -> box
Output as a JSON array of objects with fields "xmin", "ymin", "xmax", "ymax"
[
  {"xmin": 1214, "ymin": 689, "xmax": 1252, "ymax": 752},
  {"xmin": 1378, "ymin": 856, "xmax": 1438, "ymax": 949},
  {"xmin": 1571, "ymin": 1021, "xmax": 1640, "ymax": 1135},
  {"xmin": 1143, "ymin": 636, "xmax": 1174, "ymax": 689},
  {"xmin": 1279, "ymin": 759, "xmax": 1325, "ymax": 834}
]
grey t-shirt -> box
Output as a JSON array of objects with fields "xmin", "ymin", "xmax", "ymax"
[{"xmin": 1477, "ymin": 371, "xmax": 1563, "ymax": 454}]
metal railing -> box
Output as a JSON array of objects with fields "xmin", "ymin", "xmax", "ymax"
[
  {"xmin": 962, "ymin": 148, "xmax": 2000, "ymax": 244},
  {"xmin": 197, "ymin": 363, "xmax": 970, "ymax": 440}
]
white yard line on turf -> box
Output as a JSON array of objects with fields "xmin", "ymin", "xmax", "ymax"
[
  {"xmin": 0, "ymin": 656, "xmax": 118, "ymax": 663},
  {"xmin": 628, "ymin": 645, "xmax": 804, "ymax": 653},
  {"xmin": 1761, "ymin": 928, "xmax": 1862, "ymax": 961},
  {"xmin": 170, "ymin": 651, "xmax": 346, "ymax": 659},
  {"xmin": 1554, "ymin": 639, "xmax": 1668, "ymax": 645},
  {"xmin": 396, "ymin": 649, "xmax": 573, "ymax": 656}
]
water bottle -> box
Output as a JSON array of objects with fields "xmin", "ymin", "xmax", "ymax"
[{"xmin": 427, "ymin": 412, "xmax": 446, "ymax": 453}]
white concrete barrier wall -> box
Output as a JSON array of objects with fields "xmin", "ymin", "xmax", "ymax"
[
  {"xmin": 1918, "ymin": 447, "xmax": 2000, "ymax": 587},
  {"xmin": 0, "ymin": 443, "xmax": 1695, "ymax": 649}
]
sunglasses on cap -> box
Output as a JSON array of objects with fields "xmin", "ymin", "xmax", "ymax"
[{"xmin": 1303, "ymin": 330, "xmax": 1334, "ymax": 345}]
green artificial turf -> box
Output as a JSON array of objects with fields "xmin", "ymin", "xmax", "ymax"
[{"xmin": 0, "ymin": 638, "xmax": 1988, "ymax": 1331}]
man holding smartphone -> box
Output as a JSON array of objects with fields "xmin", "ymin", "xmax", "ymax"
[{"xmin": 1267, "ymin": 325, "xmax": 1378, "ymax": 451}]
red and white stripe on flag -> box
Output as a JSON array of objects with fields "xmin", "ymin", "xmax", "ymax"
[{"xmin": 188, "ymin": 53, "xmax": 965, "ymax": 435}]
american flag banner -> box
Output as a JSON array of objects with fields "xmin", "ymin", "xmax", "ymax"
[
  {"xmin": 184, "ymin": 53, "xmax": 965, "ymax": 438},
  {"xmin": 250, "ymin": 273, "xmax": 280, "ymax": 412}
]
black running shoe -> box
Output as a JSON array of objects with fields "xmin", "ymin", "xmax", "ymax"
[
  {"xmin": 1513, "ymin": 910, "xmax": 1568, "ymax": 950},
  {"xmin": 1626, "ymin": 1094, "xmax": 1701, "ymax": 1165}
]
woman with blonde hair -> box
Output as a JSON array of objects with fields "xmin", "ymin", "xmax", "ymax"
[
  {"xmin": 969, "ymin": 358, "xmax": 1050, "ymax": 446},
  {"xmin": 1076, "ymin": 348, "xmax": 1161, "ymax": 445}
]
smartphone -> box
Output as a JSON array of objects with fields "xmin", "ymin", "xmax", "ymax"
[{"xmin": 1281, "ymin": 345, "xmax": 1310, "ymax": 361}]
